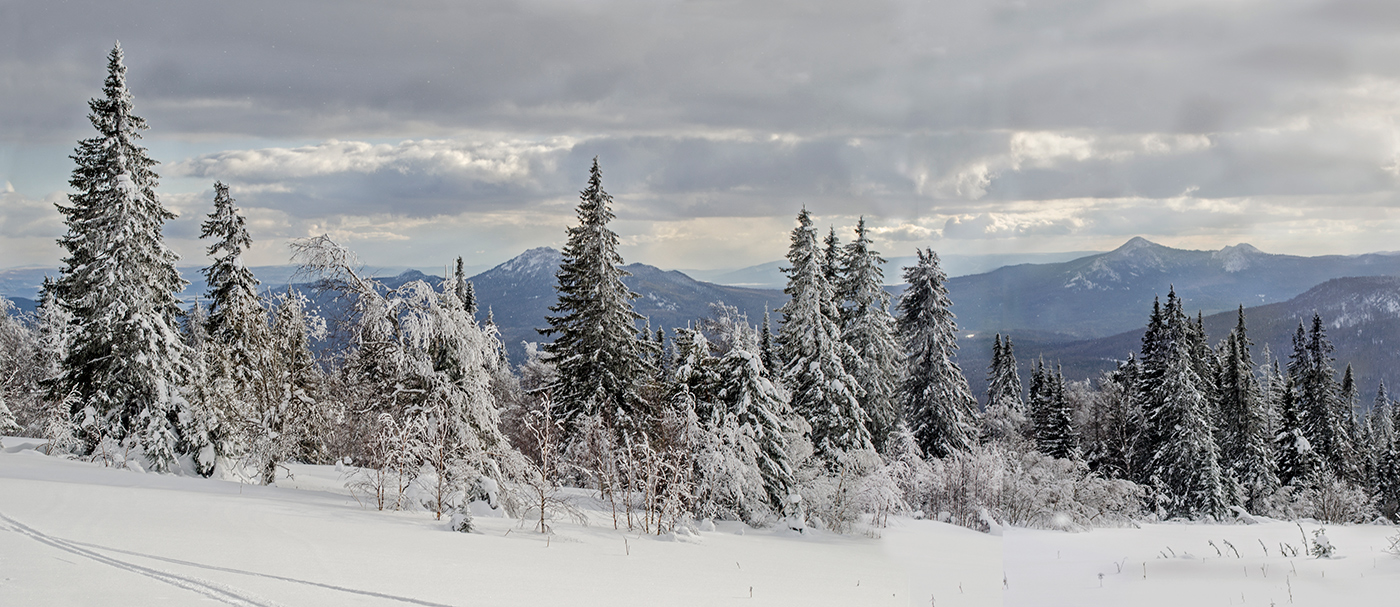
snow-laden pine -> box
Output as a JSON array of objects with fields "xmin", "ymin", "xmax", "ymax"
[
  {"xmin": 541, "ymin": 158, "xmax": 654, "ymax": 436},
  {"xmin": 1028, "ymin": 360, "xmax": 1078, "ymax": 460},
  {"xmin": 1215, "ymin": 306, "xmax": 1279, "ymax": 515},
  {"xmin": 1136, "ymin": 289, "xmax": 1226, "ymax": 519},
  {"xmin": 50, "ymin": 43, "xmax": 190, "ymax": 471},
  {"xmin": 895, "ymin": 249, "xmax": 977, "ymax": 459},
  {"xmin": 836, "ymin": 217, "xmax": 902, "ymax": 452},
  {"xmin": 981, "ymin": 334, "xmax": 1027, "ymax": 444},
  {"xmin": 197, "ymin": 182, "xmax": 278, "ymax": 479},
  {"xmin": 776, "ymin": 209, "xmax": 871, "ymax": 458}
]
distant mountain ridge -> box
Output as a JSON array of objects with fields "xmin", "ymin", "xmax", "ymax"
[
  {"xmin": 686, "ymin": 250, "xmax": 1104, "ymax": 288},
  {"xmin": 994, "ymin": 276, "xmax": 1400, "ymax": 407},
  {"xmin": 943, "ymin": 237, "xmax": 1400, "ymax": 341},
  {"xmin": 466, "ymin": 247, "xmax": 782, "ymax": 363}
]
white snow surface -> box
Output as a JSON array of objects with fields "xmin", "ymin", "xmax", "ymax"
[
  {"xmin": 0, "ymin": 437, "xmax": 999, "ymax": 606},
  {"xmin": 1004, "ymin": 522, "xmax": 1400, "ymax": 606},
  {"xmin": 9, "ymin": 435, "xmax": 1398, "ymax": 606}
]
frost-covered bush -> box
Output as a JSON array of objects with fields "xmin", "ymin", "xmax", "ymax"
[
  {"xmin": 1279, "ymin": 471, "xmax": 1377, "ymax": 523},
  {"xmin": 924, "ymin": 444, "xmax": 1006, "ymax": 531},
  {"xmin": 906, "ymin": 443, "xmax": 1143, "ymax": 532},
  {"xmin": 999, "ymin": 450, "xmax": 1143, "ymax": 529},
  {"xmin": 799, "ymin": 449, "xmax": 908, "ymax": 533}
]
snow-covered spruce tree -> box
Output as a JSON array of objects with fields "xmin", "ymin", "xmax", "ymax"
[
  {"xmin": 822, "ymin": 226, "xmax": 841, "ymax": 289},
  {"xmin": 1369, "ymin": 383, "xmax": 1400, "ymax": 519},
  {"xmin": 1287, "ymin": 315, "xmax": 1359, "ymax": 483},
  {"xmin": 718, "ymin": 344, "xmax": 799, "ymax": 519},
  {"xmin": 50, "ymin": 43, "xmax": 189, "ymax": 471},
  {"xmin": 1275, "ymin": 375, "xmax": 1320, "ymax": 489},
  {"xmin": 541, "ymin": 158, "xmax": 654, "ymax": 436},
  {"xmin": 669, "ymin": 327, "xmax": 723, "ymax": 418},
  {"xmin": 1216, "ymin": 306, "xmax": 1279, "ymax": 514},
  {"xmin": 452, "ymin": 257, "xmax": 478, "ymax": 318},
  {"xmin": 200, "ymin": 181, "xmax": 276, "ymax": 478},
  {"xmin": 982, "ymin": 334, "xmax": 1028, "ymax": 443},
  {"xmin": 1029, "ymin": 361, "xmax": 1077, "ymax": 460},
  {"xmin": 760, "ymin": 309, "xmax": 777, "ymax": 376},
  {"xmin": 776, "ymin": 209, "xmax": 870, "ymax": 458},
  {"xmin": 1138, "ymin": 290, "xmax": 1226, "ymax": 519},
  {"xmin": 201, "ymin": 182, "xmax": 267, "ymax": 385},
  {"xmin": 836, "ymin": 217, "xmax": 902, "ymax": 451},
  {"xmin": 1129, "ymin": 297, "xmax": 1167, "ymax": 484},
  {"xmin": 895, "ymin": 249, "xmax": 977, "ymax": 459}
]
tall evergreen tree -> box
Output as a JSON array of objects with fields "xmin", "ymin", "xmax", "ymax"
[
  {"xmin": 1369, "ymin": 382, "xmax": 1400, "ymax": 517},
  {"xmin": 202, "ymin": 182, "xmax": 266, "ymax": 378},
  {"xmin": 1287, "ymin": 314, "xmax": 1357, "ymax": 482},
  {"xmin": 776, "ymin": 209, "xmax": 870, "ymax": 457},
  {"xmin": 895, "ymin": 249, "xmax": 977, "ymax": 459},
  {"xmin": 718, "ymin": 345, "xmax": 797, "ymax": 514},
  {"xmin": 1137, "ymin": 289, "xmax": 1226, "ymax": 518},
  {"xmin": 1216, "ymin": 306, "xmax": 1279, "ymax": 514},
  {"xmin": 759, "ymin": 308, "xmax": 777, "ymax": 375},
  {"xmin": 541, "ymin": 158, "xmax": 654, "ymax": 434},
  {"xmin": 1275, "ymin": 375, "xmax": 1320, "ymax": 488},
  {"xmin": 200, "ymin": 181, "xmax": 276, "ymax": 477},
  {"xmin": 983, "ymin": 334, "xmax": 1027, "ymax": 442},
  {"xmin": 837, "ymin": 217, "xmax": 901, "ymax": 451},
  {"xmin": 1028, "ymin": 361, "xmax": 1077, "ymax": 459},
  {"xmin": 452, "ymin": 257, "xmax": 477, "ymax": 317},
  {"xmin": 822, "ymin": 226, "xmax": 841, "ymax": 287},
  {"xmin": 50, "ymin": 43, "xmax": 189, "ymax": 470}
]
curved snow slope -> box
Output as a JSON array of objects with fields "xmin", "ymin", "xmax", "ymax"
[{"xmin": 0, "ymin": 439, "xmax": 999, "ymax": 606}]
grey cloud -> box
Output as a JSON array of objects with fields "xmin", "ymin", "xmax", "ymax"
[
  {"xmin": 8, "ymin": 0, "xmax": 1400, "ymax": 142},
  {"xmin": 0, "ymin": 190, "xmax": 64, "ymax": 238},
  {"xmin": 8, "ymin": 0, "xmax": 1400, "ymax": 270}
]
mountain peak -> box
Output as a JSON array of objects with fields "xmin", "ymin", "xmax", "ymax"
[
  {"xmin": 492, "ymin": 247, "xmax": 562, "ymax": 275},
  {"xmin": 1214, "ymin": 243, "xmax": 1264, "ymax": 272},
  {"xmin": 1219, "ymin": 243, "xmax": 1262, "ymax": 255},
  {"xmin": 1112, "ymin": 236, "xmax": 1161, "ymax": 254}
]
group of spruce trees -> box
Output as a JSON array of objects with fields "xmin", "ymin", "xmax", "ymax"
[
  {"xmin": 5, "ymin": 45, "xmax": 333, "ymax": 480},
  {"xmin": 1014, "ymin": 288, "xmax": 1400, "ymax": 521},
  {"xmin": 532, "ymin": 156, "xmax": 981, "ymax": 525}
]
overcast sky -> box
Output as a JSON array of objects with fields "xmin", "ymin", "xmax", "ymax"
[{"xmin": 4, "ymin": 0, "xmax": 1400, "ymax": 272}]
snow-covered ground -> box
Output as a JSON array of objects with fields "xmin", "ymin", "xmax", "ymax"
[
  {"xmin": 1005, "ymin": 521, "xmax": 1400, "ymax": 606},
  {"xmin": 8, "ymin": 434, "xmax": 1398, "ymax": 606},
  {"xmin": 0, "ymin": 437, "xmax": 999, "ymax": 606}
]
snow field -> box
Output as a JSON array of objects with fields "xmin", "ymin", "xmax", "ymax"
[
  {"xmin": 0, "ymin": 439, "xmax": 1003, "ymax": 606},
  {"xmin": 1004, "ymin": 521, "xmax": 1400, "ymax": 606}
]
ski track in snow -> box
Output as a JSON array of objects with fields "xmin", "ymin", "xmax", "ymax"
[
  {"xmin": 0, "ymin": 510, "xmax": 460, "ymax": 607},
  {"xmin": 0, "ymin": 511, "xmax": 284, "ymax": 607},
  {"xmin": 66, "ymin": 538, "xmax": 461, "ymax": 607}
]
